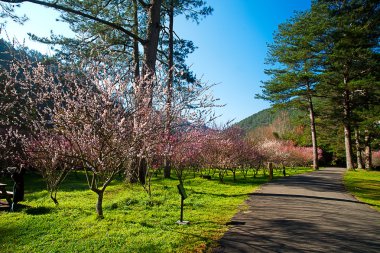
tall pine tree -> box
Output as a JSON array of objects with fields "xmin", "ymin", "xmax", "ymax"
[{"xmin": 258, "ymin": 10, "xmax": 324, "ymax": 170}]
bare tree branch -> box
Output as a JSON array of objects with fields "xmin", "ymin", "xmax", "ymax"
[{"xmin": 0, "ymin": 0, "xmax": 147, "ymax": 44}]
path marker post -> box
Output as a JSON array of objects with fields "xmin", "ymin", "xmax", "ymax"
[{"xmin": 176, "ymin": 184, "xmax": 189, "ymax": 225}]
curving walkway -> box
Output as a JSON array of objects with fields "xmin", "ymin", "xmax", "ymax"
[{"xmin": 213, "ymin": 167, "xmax": 380, "ymax": 253}]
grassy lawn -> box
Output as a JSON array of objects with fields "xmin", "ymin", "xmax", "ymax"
[
  {"xmin": 0, "ymin": 167, "xmax": 312, "ymax": 253},
  {"xmin": 344, "ymin": 169, "xmax": 380, "ymax": 212}
]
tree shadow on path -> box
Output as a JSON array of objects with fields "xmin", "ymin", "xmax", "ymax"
[{"xmin": 213, "ymin": 167, "xmax": 380, "ymax": 253}]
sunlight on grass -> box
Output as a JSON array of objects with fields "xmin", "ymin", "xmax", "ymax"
[
  {"xmin": 344, "ymin": 170, "xmax": 380, "ymax": 212},
  {"xmin": 0, "ymin": 167, "xmax": 312, "ymax": 252}
]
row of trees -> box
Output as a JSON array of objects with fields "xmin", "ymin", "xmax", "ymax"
[
  {"xmin": 169, "ymin": 127, "xmax": 321, "ymax": 182},
  {"xmin": 0, "ymin": 49, "xmax": 319, "ymax": 217},
  {"xmin": 259, "ymin": 0, "xmax": 379, "ymax": 170},
  {"xmin": 0, "ymin": 0, "xmax": 215, "ymax": 180},
  {"xmin": 0, "ymin": 48, "xmax": 218, "ymax": 217},
  {"xmin": 0, "ymin": 0, "xmax": 326, "ymax": 218}
]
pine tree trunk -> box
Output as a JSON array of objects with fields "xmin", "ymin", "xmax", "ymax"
[
  {"xmin": 354, "ymin": 128, "xmax": 363, "ymax": 169},
  {"xmin": 143, "ymin": 0, "xmax": 162, "ymax": 68},
  {"xmin": 308, "ymin": 95, "xmax": 319, "ymax": 170},
  {"xmin": 141, "ymin": 0, "xmax": 162, "ymax": 95},
  {"xmin": 164, "ymin": 0, "xmax": 174, "ymax": 179},
  {"xmin": 344, "ymin": 124, "xmax": 354, "ymax": 170},
  {"xmin": 364, "ymin": 130, "xmax": 372, "ymax": 170},
  {"xmin": 343, "ymin": 89, "xmax": 354, "ymax": 170},
  {"xmin": 132, "ymin": 0, "xmax": 161, "ymax": 182},
  {"xmin": 130, "ymin": 0, "xmax": 142, "ymax": 184},
  {"xmin": 133, "ymin": 0, "xmax": 140, "ymax": 80}
]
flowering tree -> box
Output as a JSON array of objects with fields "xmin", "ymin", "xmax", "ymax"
[
  {"xmin": 25, "ymin": 134, "xmax": 72, "ymax": 205},
  {"xmin": 372, "ymin": 151, "xmax": 380, "ymax": 168},
  {"xmin": 197, "ymin": 127, "xmax": 249, "ymax": 182},
  {"xmin": 0, "ymin": 53, "xmax": 34, "ymax": 168},
  {"xmin": 235, "ymin": 139, "xmax": 263, "ymax": 179},
  {"xmin": 50, "ymin": 64, "xmax": 136, "ymax": 218},
  {"xmin": 55, "ymin": 84, "xmax": 134, "ymax": 218},
  {"xmin": 2, "ymin": 54, "xmax": 137, "ymax": 218},
  {"xmin": 170, "ymin": 128, "xmax": 205, "ymax": 183},
  {"xmin": 258, "ymin": 139, "xmax": 323, "ymax": 169}
]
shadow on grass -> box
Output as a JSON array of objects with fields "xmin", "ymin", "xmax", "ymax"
[
  {"xmin": 218, "ymin": 177, "xmax": 269, "ymax": 186},
  {"xmin": 346, "ymin": 177, "xmax": 380, "ymax": 210},
  {"xmin": 347, "ymin": 179, "xmax": 380, "ymax": 199},
  {"xmin": 0, "ymin": 203, "xmax": 31, "ymax": 212},
  {"xmin": 25, "ymin": 206, "xmax": 53, "ymax": 215},
  {"xmin": 190, "ymin": 190, "xmax": 249, "ymax": 198}
]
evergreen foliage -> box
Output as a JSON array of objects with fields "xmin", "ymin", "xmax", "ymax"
[{"xmin": 255, "ymin": 0, "xmax": 380, "ymax": 169}]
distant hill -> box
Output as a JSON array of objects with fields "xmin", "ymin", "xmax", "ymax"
[
  {"xmin": 0, "ymin": 39, "xmax": 15, "ymax": 68},
  {"xmin": 236, "ymin": 107, "xmax": 313, "ymax": 146},
  {"xmin": 236, "ymin": 107, "xmax": 307, "ymax": 132},
  {"xmin": 0, "ymin": 39, "xmax": 45, "ymax": 69},
  {"xmin": 238, "ymin": 106, "xmax": 352, "ymax": 166},
  {"xmin": 236, "ymin": 108, "xmax": 276, "ymax": 131}
]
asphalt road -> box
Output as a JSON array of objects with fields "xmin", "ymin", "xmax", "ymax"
[{"xmin": 213, "ymin": 167, "xmax": 380, "ymax": 253}]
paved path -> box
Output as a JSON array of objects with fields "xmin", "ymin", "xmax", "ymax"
[{"xmin": 213, "ymin": 167, "xmax": 380, "ymax": 253}]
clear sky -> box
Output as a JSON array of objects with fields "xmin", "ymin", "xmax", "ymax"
[{"xmin": 1, "ymin": 0, "xmax": 311, "ymax": 124}]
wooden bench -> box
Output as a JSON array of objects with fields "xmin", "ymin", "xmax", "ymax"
[
  {"xmin": 0, "ymin": 183, "xmax": 13, "ymax": 206},
  {"xmin": 2, "ymin": 191, "xmax": 13, "ymax": 197}
]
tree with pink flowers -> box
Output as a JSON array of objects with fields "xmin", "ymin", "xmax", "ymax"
[
  {"xmin": 169, "ymin": 128, "xmax": 206, "ymax": 183},
  {"xmin": 1, "ymin": 55, "xmax": 138, "ymax": 217},
  {"xmin": 257, "ymin": 139, "xmax": 322, "ymax": 171},
  {"xmin": 1, "ymin": 47, "xmax": 220, "ymax": 216},
  {"xmin": 25, "ymin": 134, "xmax": 73, "ymax": 205}
]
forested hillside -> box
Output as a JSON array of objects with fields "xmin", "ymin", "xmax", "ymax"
[
  {"xmin": 236, "ymin": 108, "xmax": 304, "ymax": 131},
  {"xmin": 237, "ymin": 108, "xmax": 277, "ymax": 131},
  {"xmin": 0, "ymin": 39, "xmax": 45, "ymax": 68},
  {"xmin": 237, "ymin": 107, "xmax": 348, "ymax": 166},
  {"xmin": 237, "ymin": 108, "xmax": 311, "ymax": 145},
  {"xmin": 238, "ymin": 105, "xmax": 379, "ymax": 168}
]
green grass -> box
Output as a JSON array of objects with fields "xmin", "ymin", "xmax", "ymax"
[
  {"xmin": 0, "ymin": 167, "xmax": 312, "ymax": 253},
  {"xmin": 344, "ymin": 169, "xmax": 380, "ymax": 212}
]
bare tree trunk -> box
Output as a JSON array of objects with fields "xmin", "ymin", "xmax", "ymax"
[
  {"xmin": 50, "ymin": 191, "xmax": 59, "ymax": 205},
  {"xmin": 343, "ymin": 88, "xmax": 354, "ymax": 170},
  {"xmin": 354, "ymin": 127, "xmax": 363, "ymax": 169},
  {"xmin": 307, "ymin": 94, "xmax": 319, "ymax": 170},
  {"xmin": 128, "ymin": 157, "xmax": 139, "ymax": 183},
  {"xmin": 138, "ymin": 156, "xmax": 147, "ymax": 185},
  {"xmin": 164, "ymin": 0, "xmax": 174, "ymax": 179},
  {"xmin": 96, "ymin": 190, "xmax": 104, "ymax": 219},
  {"xmin": 364, "ymin": 130, "xmax": 372, "ymax": 170},
  {"xmin": 86, "ymin": 171, "xmax": 115, "ymax": 218},
  {"xmin": 163, "ymin": 158, "xmax": 171, "ymax": 178}
]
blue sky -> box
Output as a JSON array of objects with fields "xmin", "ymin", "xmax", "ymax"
[{"xmin": 1, "ymin": 0, "xmax": 311, "ymax": 124}]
